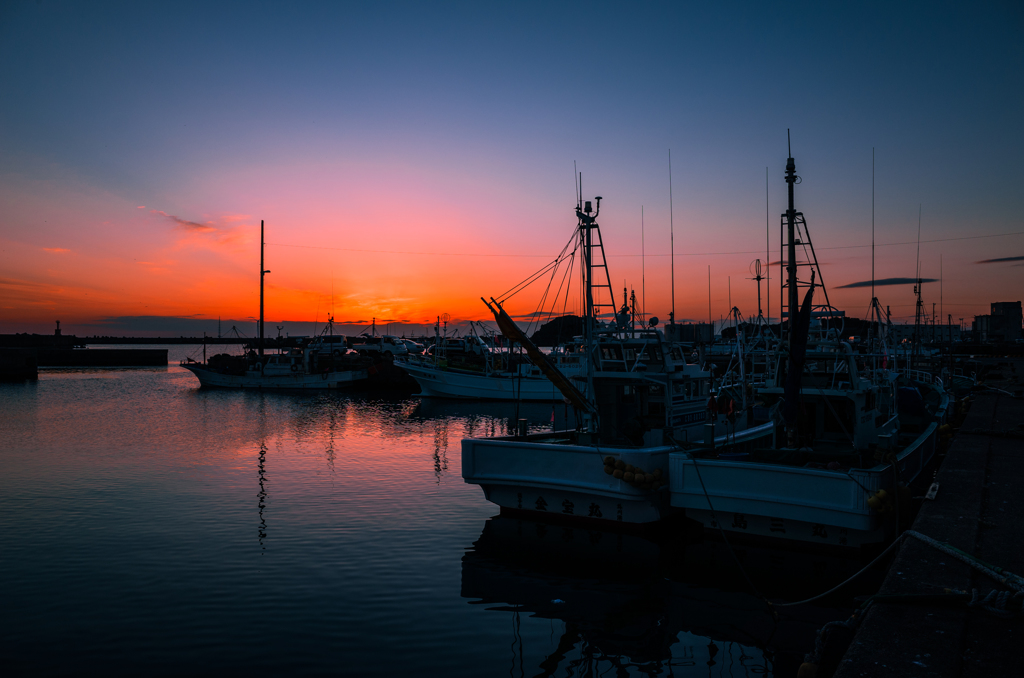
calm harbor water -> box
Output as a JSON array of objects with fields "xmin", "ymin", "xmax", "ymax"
[{"xmin": 2, "ymin": 346, "xmax": 861, "ymax": 676}]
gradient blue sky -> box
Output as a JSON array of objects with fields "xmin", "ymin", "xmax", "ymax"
[{"xmin": 2, "ymin": 1, "xmax": 1021, "ymax": 335}]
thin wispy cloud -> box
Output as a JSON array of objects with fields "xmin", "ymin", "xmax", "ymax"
[
  {"xmin": 136, "ymin": 259, "xmax": 177, "ymax": 274},
  {"xmin": 148, "ymin": 209, "xmax": 254, "ymax": 251},
  {"xmin": 836, "ymin": 277, "xmax": 937, "ymax": 289},
  {"xmin": 976, "ymin": 255, "xmax": 1024, "ymax": 264},
  {"xmin": 151, "ymin": 209, "xmax": 215, "ymax": 233},
  {"xmin": 42, "ymin": 247, "xmax": 71, "ymax": 253}
]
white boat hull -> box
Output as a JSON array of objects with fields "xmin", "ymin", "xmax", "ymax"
[
  {"xmin": 462, "ymin": 436, "xmax": 677, "ymax": 525},
  {"xmin": 403, "ymin": 362, "xmax": 571, "ymax": 401},
  {"xmin": 182, "ymin": 364, "xmax": 367, "ymax": 389},
  {"xmin": 669, "ymin": 420, "xmax": 941, "ymax": 547},
  {"xmin": 462, "ymin": 422, "xmax": 776, "ymax": 526}
]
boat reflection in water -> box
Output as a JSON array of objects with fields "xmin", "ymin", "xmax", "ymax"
[{"xmin": 462, "ymin": 515, "xmax": 870, "ymax": 677}]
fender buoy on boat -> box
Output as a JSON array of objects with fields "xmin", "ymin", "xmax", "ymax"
[{"xmin": 291, "ymin": 363, "xmax": 299, "ymax": 372}]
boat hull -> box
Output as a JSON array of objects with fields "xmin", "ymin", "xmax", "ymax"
[
  {"xmin": 182, "ymin": 364, "xmax": 367, "ymax": 389},
  {"xmin": 462, "ymin": 423, "xmax": 775, "ymax": 527},
  {"xmin": 402, "ymin": 362, "xmax": 570, "ymax": 401},
  {"xmin": 669, "ymin": 420, "xmax": 941, "ymax": 547},
  {"xmin": 462, "ymin": 436, "xmax": 677, "ymax": 525}
]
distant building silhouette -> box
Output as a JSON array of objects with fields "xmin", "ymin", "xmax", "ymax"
[{"xmin": 972, "ymin": 302, "xmax": 1022, "ymax": 342}]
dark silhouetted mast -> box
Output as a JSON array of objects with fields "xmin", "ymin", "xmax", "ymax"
[
  {"xmin": 785, "ymin": 133, "xmax": 798, "ymax": 340},
  {"xmin": 259, "ymin": 220, "xmax": 269, "ymax": 358}
]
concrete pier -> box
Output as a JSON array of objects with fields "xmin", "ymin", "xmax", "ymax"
[
  {"xmin": 834, "ymin": 358, "xmax": 1024, "ymax": 677},
  {"xmin": 0, "ymin": 348, "xmax": 38, "ymax": 380}
]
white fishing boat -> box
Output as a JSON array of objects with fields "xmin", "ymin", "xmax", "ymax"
[
  {"xmin": 181, "ymin": 220, "xmax": 369, "ymax": 390},
  {"xmin": 462, "ymin": 193, "xmax": 775, "ymax": 526},
  {"xmin": 181, "ymin": 337, "xmax": 368, "ymax": 389},
  {"xmin": 402, "ymin": 358, "xmax": 577, "ymax": 400},
  {"xmin": 400, "ymin": 319, "xmax": 585, "ymax": 401},
  {"xmin": 348, "ymin": 321, "xmax": 409, "ymax": 357},
  {"xmin": 668, "ymin": 147, "xmax": 950, "ymax": 548}
]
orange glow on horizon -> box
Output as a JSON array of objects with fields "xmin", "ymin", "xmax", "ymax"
[{"xmin": 2, "ymin": 157, "xmax": 1019, "ymax": 335}]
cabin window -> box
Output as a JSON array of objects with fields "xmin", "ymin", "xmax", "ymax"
[
  {"xmin": 601, "ymin": 346, "xmax": 622, "ymax": 361},
  {"xmin": 671, "ymin": 348, "xmax": 683, "ymax": 360},
  {"xmin": 623, "ymin": 348, "xmax": 637, "ymax": 361}
]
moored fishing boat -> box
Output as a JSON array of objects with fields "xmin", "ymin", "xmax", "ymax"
[
  {"xmin": 181, "ymin": 330, "xmax": 368, "ymax": 389},
  {"xmin": 401, "ymin": 330, "xmax": 587, "ymax": 401},
  {"xmin": 668, "ymin": 147, "xmax": 950, "ymax": 548},
  {"xmin": 180, "ymin": 220, "xmax": 369, "ymax": 390},
  {"xmin": 461, "ymin": 193, "xmax": 774, "ymax": 526}
]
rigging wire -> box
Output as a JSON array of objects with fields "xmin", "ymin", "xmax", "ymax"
[
  {"xmin": 496, "ymin": 230, "xmax": 578, "ymax": 303},
  {"xmin": 265, "ymin": 229, "xmax": 1024, "ymax": 259}
]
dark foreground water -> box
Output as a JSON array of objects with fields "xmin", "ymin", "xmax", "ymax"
[{"xmin": 2, "ymin": 347, "xmax": 861, "ymax": 676}]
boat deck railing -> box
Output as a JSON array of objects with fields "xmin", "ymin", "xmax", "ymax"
[{"xmin": 902, "ymin": 368, "xmax": 943, "ymax": 389}]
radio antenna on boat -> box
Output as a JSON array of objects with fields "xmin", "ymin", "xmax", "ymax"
[
  {"xmin": 574, "ymin": 161, "xmax": 580, "ymax": 208},
  {"xmin": 641, "ymin": 205, "xmax": 646, "ymax": 321},
  {"xmin": 766, "ymin": 166, "xmax": 770, "ymax": 329},
  {"xmin": 914, "ymin": 204, "xmax": 923, "ymax": 362},
  {"xmin": 669, "ymin": 149, "xmax": 675, "ymax": 325},
  {"xmin": 708, "ymin": 264, "xmax": 712, "ymax": 329}
]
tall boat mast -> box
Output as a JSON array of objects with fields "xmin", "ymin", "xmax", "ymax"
[
  {"xmin": 784, "ymin": 133, "xmax": 799, "ymax": 340},
  {"xmin": 259, "ymin": 219, "xmax": 269, "ymax": 358},
  {"xmin": 577, "ymin": 193, "xmax": 601, "ymax": 432}
]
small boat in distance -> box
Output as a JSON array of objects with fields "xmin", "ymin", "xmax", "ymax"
[
  {"xmin": 180, "ymin": 220, "xmax": 368, "ymax": 389},
  {"xmin": 348, "ymin": 319, "xmax": 410, "ymax": 357}
]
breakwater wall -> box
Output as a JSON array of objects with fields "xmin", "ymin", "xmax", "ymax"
[
  {"xmin": 0, "ymin": 348, "xmax": 38, "ymax": 380},
  {"xmin": 37, "ymin": 348, "xmax": 168, "ymax": 367}
]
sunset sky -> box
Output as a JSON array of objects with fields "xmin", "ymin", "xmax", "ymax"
[{"xmin": 2, "ymin": 1, "xmax": 1022, "ymax": 337}]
